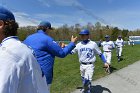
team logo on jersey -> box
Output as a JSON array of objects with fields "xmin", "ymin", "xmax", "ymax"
[
  {"xmin": 80, "ymin": 48, "xmax": 93, "ymax": 53},
  {"xmin": 80, "ymin": 48, "xmax": 94, "ymax": 59}
]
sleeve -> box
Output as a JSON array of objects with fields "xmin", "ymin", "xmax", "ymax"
[
  {"xmin": 93, "ymin": 43, "xmax": 106, "ymax": 63},
  {"xmin": 122, "ymin": 40, "xmax": 124, "ymax": 46},
  {"xmin": 101, "ymin": 42, "xmax": 104, "ymax": 47},
  {"xmin": 99, "ymin": 54, "xmax": 106, "ymax": 63},
  {"xmin": 98, "ymin": 41, "xmax": 102, "ymax": 47},
  {"xmin": 0, "ymin": 51, "xmax": 20, "ymax": 93},
  {"xmin": 71, "ymin": 44, "xmax": 78, "ymax": 54},
  {"xmin": 112, "ymin": 41, "xmax": 115, "ymax": 48},
  {"xmin": 28, "ymin": 54, "xmax": 50, "ymax": 93},
  {"xmin": 115, "ymin": 40, "xmax": 117, "ymax": 46},
  {"xmin": 46, "ymin": 40, "xmax": 76, "ymax": 58},
  {"xmin": 93, "ymin": 43, "xmax": 102, "ymax": 55}
]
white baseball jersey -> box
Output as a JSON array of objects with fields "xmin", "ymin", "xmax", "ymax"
[
  {"xmin": 101, "ymin": 41, "xmax": 115, "ymax": 52},
  {"xmin": 71, "ymin": 40, "xmax": 102, "ymax": 63},
  {"xmin": 0, "ymin": 36, "xmax": 49, "ymax": 93},
  {"xmin": 115, "ymin": 39, "xmax": 123, "ymax": 47}
]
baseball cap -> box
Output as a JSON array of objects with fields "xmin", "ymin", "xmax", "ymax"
[
  {"xmin": 79, "ymin": 29, "xmax": 90, "ymax": 35},
  {"xmin": 118, "ymin": 35, "xmax": 122, "ymax": 38},
  {"xmin": 0, "ymin": 6, "xmax": 15, "ymax": 21},
  {"xmin": 105, "ymin": 35, "xmax": 110, "ymax": 38},
  {"xmin": 38, "ymin": 21, "xmax": 52, "ymax": 29}
]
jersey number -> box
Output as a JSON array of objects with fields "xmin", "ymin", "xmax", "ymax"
[{"xmin": 87, "ymin": 53, "xmax": 93, "ymax": 59}]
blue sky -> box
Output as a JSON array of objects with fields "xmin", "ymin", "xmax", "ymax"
[{"xmin": 1, "ymin": 0, "xmax": 140, "ymax": 30}]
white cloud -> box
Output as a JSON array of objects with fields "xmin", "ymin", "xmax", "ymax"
[
  {"xmin": 36, "ymin": 14, "xmax": 52, "ymax": 19},
  {"xmin": 99, "ymin": 9, "xmax": 140, "ymax": 30},
  {"xmin": 35, "ymin": 10, "xmax": 100, "ymax": 27},
  {"xmin": 14, "ymin": 12, "xmax": 39, "ymax": 27},
  {"xmin": 37, "ymin": 0, "xmax": 82, "ymax": 7},
  {"xmin": 36, "ymin": 13, "xmax": 69, "ymax": 19},
  {"xmin": 13, "ymin": 12, "xmax": 71, "ymax": 27}
]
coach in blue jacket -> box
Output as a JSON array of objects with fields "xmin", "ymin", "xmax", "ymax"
[{"xmin": 24, "ymin": 21, "xmax": 77, "ymax": 91}]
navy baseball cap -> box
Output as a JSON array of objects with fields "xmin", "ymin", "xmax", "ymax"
[
  {"xmin": 0, "ymin": 6, "xmax": 15, "ymax": 21},
  {"xmin": 118, "ymin": 35, "xmax": 122, "ymax": 38},
  {"xmin": 38, "ymin": 21, "xmax": 52, "ymax": 29},
  {"xmin": 105, "ymin": 35, "xmax": 110, "ymax": 38},
  {"xmin": 79, "ymin": 29, "xmax": 90, "ymax": 35}
]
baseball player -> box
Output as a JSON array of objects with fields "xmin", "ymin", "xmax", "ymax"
[
  {"xmin": 101, "ymin": 35, "xmax": 115, "ymax": 73},
  {"xmin": 0, "ymin": 6, "xmax": 49, "ymax": 93},
  {"xmin": 115, "ymin": 35, "xmax": 124, "ymax": 62},
  {"xmin": 129, "ymin": 39, "xmax": 134, "ymax": 46},
  {"xmin": 71, "ymin": 29, "xmax": 109, "ymax": 93},
  {"xmin": 131, "ymin": 40, "xmax": 135, "ymax": 47}
]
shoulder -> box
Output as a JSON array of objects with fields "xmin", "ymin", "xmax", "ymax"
[
  {"xmin": 26, "ymin": 32, "xmax": 54, "ymax": 41},
  {"xmin": 89, "ymin": 41, "xmax": 97, "ymax": 45},
  {"xmin": 76, "ymin": 42, "xmax": 82, "ymax": 47},
  {"xmin": 1, "ymin": 39, "xmax": 36, "ymax": 64},
  {"xmin": 8, "ymin": 40, "xmax": 34, "ymax": 57},
  {"xmin": 110, "ymin": 41, "xmax": 114, "ymax": 43},
  {"xmin": 88, "ymin": 41, "xmax": 99, "ymax": 48},
  {"xmin": 102, "ymin": 41, "xmax": 105, "ymax": 44},
  {"xmin": 16, "ymin": 41, "xmax": 34, "ymax": 56}
]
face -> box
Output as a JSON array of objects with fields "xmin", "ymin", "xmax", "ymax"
[
  {"xmin": 80, "ymin": 34, "xmax": 89, "ymax": 40},
  {"xmin": 0, "ymin": 20, "xmax": 5, "ymax": 42},
  {"xmin": 105, "ymin": 37, "xmax": 110, "ymax": 41},
  {"xmin": 118, "ymin": 37, "xmax": 121, "ymax": 40}
]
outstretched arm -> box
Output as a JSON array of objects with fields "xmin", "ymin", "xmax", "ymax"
[
  {"xmin": 46, "ymin": 36, "xmax": 77, "ymax": 58},
  {"xmin": 93, "ymin": 43, "xmax": 109, "ymax": 68}
]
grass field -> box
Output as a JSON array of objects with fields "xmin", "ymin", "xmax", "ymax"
[{"xmin": 51, "ymin": 45, "xmax": 140, "ymax": 93}]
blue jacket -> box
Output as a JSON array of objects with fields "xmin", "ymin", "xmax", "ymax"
[{"xmin": 24, "ymin": 30, "xmax": 75, "ymax": 84}]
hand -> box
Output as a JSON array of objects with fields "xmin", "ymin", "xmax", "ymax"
[
  {"xmin": 104, "ymin": 63, "xmax": 110, "ymax": 74},
  {"xmin": 71, "ymin": 35, "xmax": 77, "ymax": 43},
  {"xmin": 59, "ymin": 42, "xmax": 66, "ymax": 48},
  {"xmin": 104, "ymin": 63, "xmax": 109, "ymax": 68}
]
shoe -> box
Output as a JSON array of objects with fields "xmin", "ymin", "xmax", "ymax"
[
  {"xmin": 118, "ymin": 59, "xmax": 120, "ymax": 62},
  {"xmin": 83, "ymin": 81, "xmax": 91, "ymax": 93},
  {"xmin": 118, "ymin": 56, "xmax": 121, "ymax": 62}
]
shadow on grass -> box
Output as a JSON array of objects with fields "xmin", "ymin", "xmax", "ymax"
[
  {"xmin": 103, "ymin": 66, "xmax": 117, "ymax": 74},
  {"xmin": 110, "ymin": 66, "xmax": 117, "ymax": 73},
  {"xmin": 120, "ymin": 58, "xmax": 124, "ymax": 61},
  {"xmin": 77, "ymin": 85, "xmax": 112, "ymax": 93}
]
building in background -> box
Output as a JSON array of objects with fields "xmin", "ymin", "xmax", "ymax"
[{"xmin": 128, "ymin": 36, "xmax": 140, "ymax": 45}]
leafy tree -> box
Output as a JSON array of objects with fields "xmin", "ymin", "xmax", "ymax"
[
  {"xmin": 111, "ymin": 27, "xmax": 121, "ymax": 41},
  {"xmin": 122, "ymin": 29, "xmax": 129, "ymax": 40}
]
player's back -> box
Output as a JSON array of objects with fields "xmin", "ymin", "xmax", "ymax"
[{"xmin": 0, "ymin": 37, "xmax": 49, "ymax": 93}]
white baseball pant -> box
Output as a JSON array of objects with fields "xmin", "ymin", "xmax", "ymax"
[
  {"xmin": 80, "ymin": 64, "xmax": 94, "ymax": 81},
  {"xmin": 103, "ymin": 52, "xmax": 112, "ymax": 65},
  {"xmin": 116, "ymin": 47, "xmax": 122, "ymax": 57}
]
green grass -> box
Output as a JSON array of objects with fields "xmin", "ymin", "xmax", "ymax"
[{"xmin": 51, "ymin": 45, "xmax": 140, "ymax": 93}]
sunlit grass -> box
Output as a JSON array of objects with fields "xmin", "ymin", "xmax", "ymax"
[{"xmin": 51, "ymin": 45, "xmax": 140, "ymax": 93}]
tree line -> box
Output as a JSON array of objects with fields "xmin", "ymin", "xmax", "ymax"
[{"xmin": 17, "ymin": 22, "xmax": 140, "ymax": 41}]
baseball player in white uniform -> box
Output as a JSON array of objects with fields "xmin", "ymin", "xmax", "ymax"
[
  {"xmin": 0, "ymin": 6, "xmax": 49, "ymax": 93},
  {"xmin": 101, "ymin": 35, "xmax": 115, "ymax": 73},
  {"xmin": 115, "ymin": 35, "xmax": 124, "ymax": 62},
  {"xmin": 71, "ymin": 29, "xmax": 109, "ymax": 93}
]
